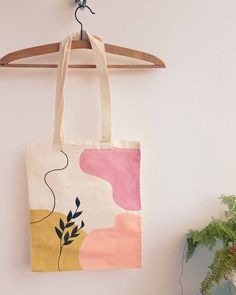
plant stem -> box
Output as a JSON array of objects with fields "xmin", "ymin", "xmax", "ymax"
[
  {"xmin": 57, "ymin": 244, "xmax": 63, "ymax": 272},
  {"xmin": 74, "ymin": 207, "xmax": 79, "ymax": 216},
  {"xmin": 58, "ymin": 228, "xmax": 65, "ymax": 272},
  {"xmin": 57, "ymin": 205, "xmax": 80, "ymax": 271}
]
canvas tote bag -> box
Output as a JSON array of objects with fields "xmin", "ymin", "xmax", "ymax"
[{"xmin": 26, "ymin": 31, "xmax": 142, "ymax": 272}]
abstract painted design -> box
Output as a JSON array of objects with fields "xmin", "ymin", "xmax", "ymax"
[
  {"xmin": 28, "ymin": 147, "xmax": 141, "ymax": 272},
  {"xmin": 80, "ymin": 149, "xmax": 141, "ymax": 210},
  {"xmin": 79, "ymin": 213, "xmax": 141, "ymax": 270},
  {"xmin": 30, "ymin": 210, "xmax": 87, "ymax": 272}
]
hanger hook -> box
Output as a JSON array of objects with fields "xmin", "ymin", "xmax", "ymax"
[{"xmin": 74, "ymin": 0, "xmax": 95, "ymax": 40}]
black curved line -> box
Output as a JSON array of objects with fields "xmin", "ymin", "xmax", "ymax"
[{"xmin": 30, "ymin": 150, "xmax": 69, "ymax": 224}]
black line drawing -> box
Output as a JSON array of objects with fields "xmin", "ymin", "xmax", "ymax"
[{"xmin": 30, "ymin": 150, "xmax": 69, "ymax": 224}]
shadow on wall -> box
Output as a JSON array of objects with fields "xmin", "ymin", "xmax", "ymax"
[{"xmin": 181, "ymin": 240, "xmax": 214, "ymax": 294}]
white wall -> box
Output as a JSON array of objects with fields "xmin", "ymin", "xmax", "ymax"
[{"xmin": 0, "ymin": 0, "xmax": 236, "ymax": 294}]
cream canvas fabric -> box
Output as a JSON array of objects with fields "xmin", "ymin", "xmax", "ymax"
[{"xmin": 26, "ymin": 31, "xmax": 142, "ymax": 272}]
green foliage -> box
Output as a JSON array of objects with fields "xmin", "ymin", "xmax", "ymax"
[
  {"xmin": 221, "ymin": 195, "xmax": 236, "ymax": 220},
  {"xmin": 201, "ymin": 249, "xmax": 236, "ymax": 294},
  {"xmin": 186, "ymin": 195, "xmax": 236, "ymax": 294}
]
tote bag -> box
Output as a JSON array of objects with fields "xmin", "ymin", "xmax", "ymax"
[{"xmin": 26, "ymin": 31, "xmax": 142, "ymax": 272}]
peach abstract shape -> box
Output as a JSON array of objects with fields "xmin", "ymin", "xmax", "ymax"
[
  {"xmin": 79, "ymin": 213, "xmax": 141, "ymax": 270},
  {"xmin": 80, "ymin": 148, "xmax": 141, "ymax": 210}
]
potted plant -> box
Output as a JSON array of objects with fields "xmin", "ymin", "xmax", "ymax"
[{"xmin": 186, "ymin": 195, "xmax": 236, "ymax": 294}]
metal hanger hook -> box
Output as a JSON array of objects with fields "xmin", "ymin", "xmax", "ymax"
[
  {"xmin": 74, "ymin": 0, "xmax": 95, "ymax": 40},
  {"xmin": 75, "ymin": 0, "xmax": 87, "ymax": 9}
]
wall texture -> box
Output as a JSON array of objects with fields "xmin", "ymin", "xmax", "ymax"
[{"xmin": 0, "ymin": 0, "xmax": 236, "ymax": 294}]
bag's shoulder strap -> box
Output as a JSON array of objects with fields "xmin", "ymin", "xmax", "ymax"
[{"xmin": 53, "ymin": 31, "xmax": 112, "ymax": 146}]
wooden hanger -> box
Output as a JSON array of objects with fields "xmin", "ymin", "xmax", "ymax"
[
  {"xmin": 0, "ymin": 39, "xmax": 166, "ymax": 69},
  {"xmin": 0, "ymin": 1, "xmax": 166, "ymax": 69}
]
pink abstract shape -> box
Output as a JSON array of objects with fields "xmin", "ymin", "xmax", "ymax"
[
  {"xmin": 79, "ymin": 213, "xmax": 142, "ymax": 270},
  {"xmin": 80, "ymin": 148, "xmax": 141, "ymax": 210}
]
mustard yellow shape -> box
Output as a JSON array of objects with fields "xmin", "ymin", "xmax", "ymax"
[{"xmin": 30, "ymin": 210, "xmax": 87, "ymax": 272}]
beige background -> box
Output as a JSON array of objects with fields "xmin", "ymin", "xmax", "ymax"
[{"xmin": 0, "ymin": 0, "xmax": 236, "ymax": 294}]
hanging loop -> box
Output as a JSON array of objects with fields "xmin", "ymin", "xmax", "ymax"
[{"xmin": 74, "ymin": 0, "xmax": 95, "ymax": 40}]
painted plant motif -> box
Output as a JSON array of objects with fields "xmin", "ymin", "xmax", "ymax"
[
  {"xmin": 28, "ymin": 148, "xmax": 141, "ymax": 271},
  {"xmin": 55, "ymin": 197, "xmax": 85, "ymax": 271}
]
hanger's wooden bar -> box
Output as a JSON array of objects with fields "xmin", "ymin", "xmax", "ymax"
[
  {"xmin": 0, "ymin": 63, "xmax": 161, "ymax": 69},
  {"xmin": 0, "ymin": 40, "xmax": 166, "ymax": 69}
]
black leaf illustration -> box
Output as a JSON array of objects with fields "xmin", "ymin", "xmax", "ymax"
[
  {"xmin": 81, "ymin": 220, "xmax": 85, "ymax": 229},
  {"xmin": 73, "ymin": 211, "xmax": 83, "ymax": 219},
  {"xmin": 67, "ymin": 210, "xmax": 73, "ymax": 222},
  {"xmin": 75, "ymin": 197, "xmax": 80, "ymax": 208},
  {"xmin": 64, "ymin": 240, "xmax": 73, "ymax": 246},
  {"xmin": 71, "ymin": 226, "xmax": 78, "ymax": 236},
  {"xmin": 55, "ymin": 227, "xmax": 62, "ymax": 239},
  {"xmin": 60, "ymin": 219, "xmax": 65, "ymax": 231},
  {"xmin": 56, "ymin": 196, "xmax": 85, "ymax": 271},
  {"xmin": 65, "ymin": 222, "xmax": 75, "ymax": 228},
  {"xmin": 64, "ymin": 232, "xmax": 70, "ymax": 243}
]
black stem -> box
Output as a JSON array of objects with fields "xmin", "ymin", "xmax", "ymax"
[
  {"xmin": 58, "ymin": 242, "xmax": 63, "ymax": 272},
  {"xmin": 74, "ymin": 207, "xmax": 79, "ymax": 215},
  {"xmin": 58, "ymin": 225, "xmax": 66, "ymax": 271}
]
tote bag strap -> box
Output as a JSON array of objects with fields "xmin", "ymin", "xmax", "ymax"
[{"xmin": 53, "ymin": 31, "xmax": 112, "ymax": 146}]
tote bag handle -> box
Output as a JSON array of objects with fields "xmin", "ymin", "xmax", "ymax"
[{"xmin": 53, "ymin": 31, "xmax": 112, "ymax": 146}]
